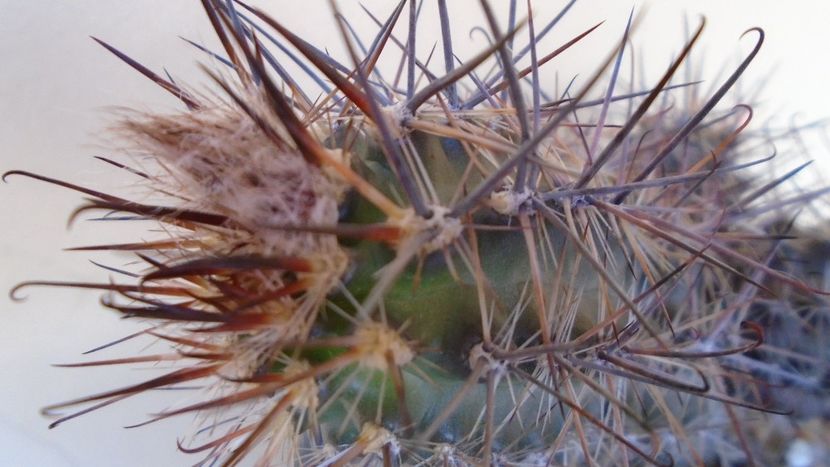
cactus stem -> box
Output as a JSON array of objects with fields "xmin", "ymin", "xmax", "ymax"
[{"xmin": 9, "ymin": 2, "xmax": 827, "ymax": 464}]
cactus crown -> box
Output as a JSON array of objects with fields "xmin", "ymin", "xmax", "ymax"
[{"xmin": 5, "ymin": 1, "xmax": 826, "ymax": 465}]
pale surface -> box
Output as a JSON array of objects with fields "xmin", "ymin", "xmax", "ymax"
[{"xmin": 1, "ymin": 1, "xmax": 827, "ymax": 465}]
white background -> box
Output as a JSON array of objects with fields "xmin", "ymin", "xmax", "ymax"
[{"xmin": 1, "ymin": 1, "xmax": 828, "ymax": 465}]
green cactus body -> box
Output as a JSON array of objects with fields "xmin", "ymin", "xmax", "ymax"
[{"xmin": 6, "ymin": 1, "xmax": 825, "ymax": 466}]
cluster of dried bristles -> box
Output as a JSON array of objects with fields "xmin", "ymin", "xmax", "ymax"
[{"xmin": 5, "ymin": 0, "xmax": 829, "ymax": 465}]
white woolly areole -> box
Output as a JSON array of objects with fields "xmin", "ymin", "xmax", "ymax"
[
  {"xmin": 380, "ymin": 103, "xmax": 410, "ymax": 136},
  {"xmin": 355, "ymin": 323, "xmax": 414, "ymax": 370},
  {"xmin": 396, "ymin": 205, "xmax": 462, "ymax": 253},
  {"xmin": 434, "ymin": 443, "xmax": 455, "ymax": 459},
  {"xmin": 282, "ymin": 360, "xmax": 319, "ymax": 411},
  {"xmin": 468, "ymin": 343, "xmax": 507, "ymax": 376},
  {"xmin": 122, "ymin": 97, "xmax": 348, "ymax": 259},
  {"xmin": 356, "ymin": 423, "xmax": 395, "ymax": 455},
  {"xmin": 488, "ymin": 188, "xmax": 532, "ymax": 216}
]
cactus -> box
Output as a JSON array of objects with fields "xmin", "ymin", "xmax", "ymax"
[
  {"xmin": 737, "ymin": 224, "xmax": 830, "ymax": 466},
  {"xmin": 5, "ymin": 1, "xmax": 827, "ymax": 465}
]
